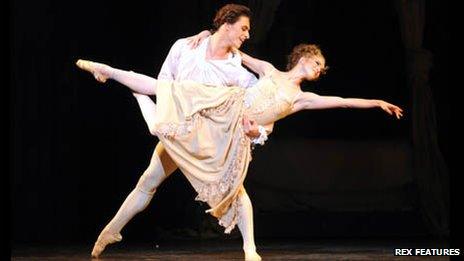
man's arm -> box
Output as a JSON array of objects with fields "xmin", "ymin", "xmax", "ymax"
[{"xmin": 242, "ymin": 116, "xmax": 274, "ymax": 144}]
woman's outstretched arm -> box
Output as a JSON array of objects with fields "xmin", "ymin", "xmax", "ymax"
[
  {"xmin": 186, "ymin": 30, "xmax": 212, "ymax": 49},
  {"xmin": 292, "ymin": 91, "xmax": 403, "ymax": 119}
]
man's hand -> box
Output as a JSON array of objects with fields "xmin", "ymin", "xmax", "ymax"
[{"xmin": 242, "ymin": 116, "xmax": 260, "ymax": 139}]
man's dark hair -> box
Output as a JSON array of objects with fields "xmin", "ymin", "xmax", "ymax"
[{"xmin": 213, "ymin": 4, "xmax": 252, "ymax": 30}]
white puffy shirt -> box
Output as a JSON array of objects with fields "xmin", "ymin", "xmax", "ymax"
[{"xmin": 157, "ymin": 36, "xmax": 257, "ymax": 88}]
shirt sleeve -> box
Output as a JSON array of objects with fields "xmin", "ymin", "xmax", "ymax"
[{"xmin": 157, "ymin": 38, "xmax": 186, "ymax": 80}]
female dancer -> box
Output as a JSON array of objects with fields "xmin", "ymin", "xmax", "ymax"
[{"xmin": 76, "ymin": 43, "xmax": 402, "ymax": 260}]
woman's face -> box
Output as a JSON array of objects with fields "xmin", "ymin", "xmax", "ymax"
[{"xmin": 302, "ymin": 56, "xmax": 326, "ymax": 80}]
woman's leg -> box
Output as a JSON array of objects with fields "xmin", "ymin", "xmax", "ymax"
[
  {"xmin": 132, "ymin": 93, "xmax": 159, "ymax": 136},
  {"xmin": 76, "ymin": 59, "xmax": 158, "ymax": 95}
]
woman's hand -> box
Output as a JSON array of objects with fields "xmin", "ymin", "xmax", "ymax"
[
  {"xmin": 186, "ymin": 30, "xmax": 211, "ymax": 49},
  {"xmin": 379, "ymin": 100, "xmax": 404, "ymax": 119}
]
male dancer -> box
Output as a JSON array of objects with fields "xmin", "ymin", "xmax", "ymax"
[{"xmin": 91, "ymin": 4, "xmax": 267, "ymax": 260}]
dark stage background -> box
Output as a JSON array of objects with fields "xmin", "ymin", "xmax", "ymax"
[{"xmin": 10, "ymin": 0, "xmax": 453, "ymax": 248}]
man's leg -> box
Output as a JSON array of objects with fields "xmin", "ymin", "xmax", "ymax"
[
  {"xmin": 91, "ymin": 143, "xmax": 178, "ymax": 258},
  {"xmin": 237, "ymin": 189, "xmax": 261, "ymax": 261}
]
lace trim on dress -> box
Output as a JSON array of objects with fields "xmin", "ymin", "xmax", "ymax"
[
  {"xmin": 218, "ymin": 195, "xmax": 243, "ymax": 234},
  {"xmin": 154, "ymin": 120, "xmax": 195, "ymax": 140},
  {"xmin": 195, "ymin": 129, "xmax": 248, "ymax": 233}
]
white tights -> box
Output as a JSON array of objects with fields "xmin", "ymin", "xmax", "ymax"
[
  {"xmin": 96, "ymin": 157, "xmax": 259, "ymax": 259},
  {"xmin": 101, "ymin": 151, "xmax": 166, "ymax": 234},
  {"xmin": 237, "ymin": 190, "xmax": 258, "ymax": 254}
]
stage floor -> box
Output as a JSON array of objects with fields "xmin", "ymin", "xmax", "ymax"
[{"xmin": 12, "ymin": 238, "xmax": 451, "ymax": 260}]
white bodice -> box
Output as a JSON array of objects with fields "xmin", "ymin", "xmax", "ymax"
[{"xmin": 243, "ymin": 73, "xmax": 301, "ymax": 126}]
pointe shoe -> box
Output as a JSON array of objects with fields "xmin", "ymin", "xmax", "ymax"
[
  {"xmin": 245, "ymin": 251, "xmax": 262, "ymax": 261},
  {"xmin": 76, "ymin": 59, "xmax": 111, "ymax": 83},
  {"xmin": 91, "ymin": 230, "xmax": 122, "ymax": 258}
]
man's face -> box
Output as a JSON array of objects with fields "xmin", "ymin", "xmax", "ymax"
[{"xmin": 226, "ymin": 16, "xmax": 250, "ymax": 49}]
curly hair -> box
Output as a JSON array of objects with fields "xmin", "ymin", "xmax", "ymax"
[
  {"xmin": 212, "ymin": 4, "xmax": 252, "ymax": 30},
  {"xmin": 286, "ymin": 44, "xmax": 328, "ymax": 73}
]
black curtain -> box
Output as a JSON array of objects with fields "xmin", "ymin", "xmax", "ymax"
[{"xmin": 395, "ymin": 0, "xmax": 449, "ymax": 236}]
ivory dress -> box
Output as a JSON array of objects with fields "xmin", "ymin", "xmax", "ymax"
[{"xmin": 153, "ymin": 72, "xmax": 301, "ymax": 233}]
